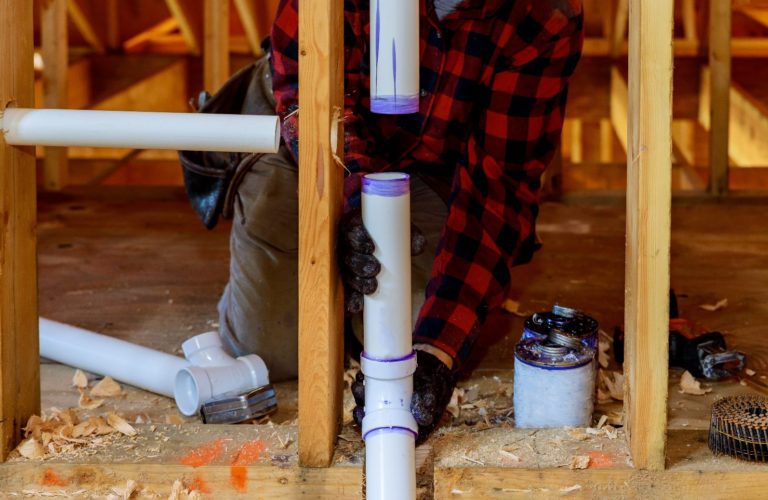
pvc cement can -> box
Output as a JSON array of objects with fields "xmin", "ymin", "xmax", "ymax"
[
  {"xmin": 513, "ymin": 338, "xmax": 596, "ymax": 428},
  {"xmin": 522, "ymin": 304, "xmax": 599, "ymax": 350}
]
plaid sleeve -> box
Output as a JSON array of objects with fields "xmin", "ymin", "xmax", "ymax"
[
  {"xmin": 413, "ymin": 6, "xmax": 583, "ymax": 364},
  {"xmin": 271, "ymin": 0, "xmax": 375, "ymax": 173}
]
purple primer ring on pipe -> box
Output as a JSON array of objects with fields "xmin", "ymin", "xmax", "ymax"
[
  {"xmin": 363, "ymin": 426, "xmax": 418, "ymax": 441},
  {"xmin": 371, "ymin": 94, "xmax": 420, "ymax": 114},
  {"xmin": 361, "ymin": 350, "xmax": 416, "ymax": 363},
  {"xmin": 362, "ymin": 172, "xmax": 410, "ymax": 197}
]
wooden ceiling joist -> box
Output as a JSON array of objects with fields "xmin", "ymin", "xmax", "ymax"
[
  {"xmin": 123, "ymin": 17, "xmax": 180, "ymax": 53},
  {"xmin": 233, "ymin": 0, "xmax": 264, "ymax": 57},
  {"xmin": 164, "ymin": 0, "xmax": 203, "ymax": 55}
]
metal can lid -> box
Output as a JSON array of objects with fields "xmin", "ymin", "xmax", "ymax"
[
  {"xmin": 523, "ymin": 306, "xmax": 598, "ymax": 339},
  {"xmin": 200, "ymin": 385, "xmax": 278, "ymax": 424},
  {"xmin": 514, "ymin": 338, "xmax": 594, "ymax": 369}
]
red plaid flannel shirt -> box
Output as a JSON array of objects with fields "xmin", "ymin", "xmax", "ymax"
[{"xmin": 271, "ymin": 0, "xmax": 583, "ymax": 364}]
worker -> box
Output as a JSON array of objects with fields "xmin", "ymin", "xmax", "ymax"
[{"xmin": 180, "ymin": 0, "xmax": 583, "ymax": 441}]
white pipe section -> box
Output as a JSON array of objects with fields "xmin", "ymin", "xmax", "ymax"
[
  {"xmin": 175, "ymin": 332, "xmax": 270, "ymax": 416},
  {"xmin": 370, "ymin": 0, "xmax": 419, "ymax": 114},
  {"xmin": 39, "ymin": 319, "xmax": 270, "ymax": 416},
  {"xmin": 39, "ymin": 318, "xmax": 186, "ymax": 398},
  {"xmin": 1, "ymin": 108, "xmax": 280, "ymax": 153},
  {"xmin": 361, "ymin": 172, "xmax": 417, "ymax": 500}
]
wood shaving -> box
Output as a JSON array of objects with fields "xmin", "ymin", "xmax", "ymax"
[
  {"xmin": 699, "ymin": 298, "xmax": 728, "ymax": 312},
  {"xmin": 598, "ymin": 340, "xmax": 610, "ymax": 369},
  {"xmin": 602, "ymin": 371, "xmax": 624, "ymax": 401},
  {"xmin": 111, "ymin": 479, "xmax": 137, "ymax": 500},
  {"xmin": 72, "ymin": 369, "xmax": 88, "ymax": 389},
  {"xmin": 18, "ymin": 438, "xmax": 45, "ymax": 459},
  {"xmin": 678, "ymin": 371, "xmax": 712, "ymax": 396},
  {"xmin": 168, "ymin": 479, "xmax": 184, "ymax": 500},
  {"xmin": 560, "ymin": 484, "xmax": 582, "ymax": 495},
  {"xmin": 603, "ymin": 425, "xmax": 618, "ymax": 439},
  {"xmin": 78, "ymin": 389, "xmax": 104, "ymax": 410},
  {"xmin": 569, "ymin": 455, "xmax": 590, "ymax": 470},
  {"xmin": 596, "ymin": 415, "xmax": 608, "ymax": 429},
  {"xmin": 107, "ymin": 413, "xmax": 137, "ymax": 436},
  {"xmin": 746, "ymin": 368, "xmax": 756, "ymax": 377},
  {"xmin": 502, "ymin": 299, "xmax": 529, "ymax": 317},
  {"xmin": 567, "ymin": 428, "xmax": 589, "ymax": 441},
  {"xmin": 499, "ymin": 448, "xmax": 520, "ymax": 462},
  {"xmin": 461, "ymin": 455, "xmax": 485, "ymax": 466},
  {"xmin": 277, "ymin": 434, "xmax": 293, "ymax": 449},
  {"xmin": 91, "ymin": 376, "xmax": 122, "ymax": 397},
  {"xmin": 447, "ymin": 388, "xmax": 463, "ymax": 418}
]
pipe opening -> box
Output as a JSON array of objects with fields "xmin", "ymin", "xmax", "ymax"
[{"xmin": 175, "ymin": 369, "xmax": 201, "ymax": 416}]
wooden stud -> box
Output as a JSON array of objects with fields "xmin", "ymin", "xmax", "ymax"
[
  {"xmin": 682, "ymin": 0, "xmax": 698, "ymax": 43},
  {"xmin": 204, "ymin": 0, "xmax": 229, "ymax": 92},
  {"xmin": 165, "ymin": 0, "xmax": 203, "ymax": 55},
  {"xmin": 610, "ymin": 66, "xmax": 629, "ymax": 154},
  {"xmin": 297, "ymin": 0, "xmax": 345, "ymax": 468},
  {"xmin": 0, "ymin": 0, "xmax": 40, "ymax": 461},
  {"xmin": 106, "ymin": 0, "xmax": 121, "ymax": 51},
  {"xmin": 233, "ymin": 0, "xmax": 264, "ymax": 58},
  {"xmin": 67, "ymin": 0, "xmax": 106, "ymax": 54},
  {"xmin": 600, "ymin": 118, "xmax": 615, "ymax": 163},
  {"xmin": 709, "ymin": 0, "xmax": 732, "ymax": 195},
  {"xmin": 624, "ymin": 0, "xmax": 673, "ymax": 470},
  {"xmin": 41, "ymin": 0, "xmax": 69, "ymax": 191},
  {"xmin": 569, "ymin": 119, "xmax": 583, "ymax": 163},
  {"xmin": 612, "ymin": 0, "xmax": 629, "ymax": 58}
]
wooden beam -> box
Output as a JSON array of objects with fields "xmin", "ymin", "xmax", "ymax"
[
  {"xmin": 106, "ymin": 0, "xmax": 121, "ymax": 51},
  {"xmin": 297, "ymin": 0, "xmax": 345, "ymax": 468},
  {"xmin": 0, "ymin": 0, "xmax": 40, "ymax": 461},
  {"xmin": 203, "ymin": 0, "xmax": 229, "ymax": 92},
  {"xmin": 682, "ymin": 0, "xmax": 699, "ymax": 43},
  {"xmin": 610, "ymin": 66, "xmax": 629, "ymax": 154},
  {"xmin": 600, "ymin": 118, "xmax": 615, "ymax": 163},
  {"xmin": 625, "ymin": 0, "xmax": 673, "ymax": 470},
  {"xmin": 165, "ymin": 0, "xmax": 203, "ymax": 55},
  {"xmin": 41, "ymin": 0, "xmax": 69, "ymax": 191},
  {"xmin": 123, "ymin": 17, "xmax": 180, "ymax": 53},
  {"xmin": 585, "ymin": 37, "xmax": 768, "ymax": 57},
  {"xmin": 612, "ymin": 0, "xmax": 629, "ymax": 57},
  {"xmin": 709, "ymin": 0, "xmax": 732, "ymax": 195},
  {"xmin": 738, "ymin": 5, "xmax": 768, "ymax": 27},
  {"xmin": 569, "ymin": 119, "xmax": 583, "ymax": 162},
  {"xmin": 67, "ymin": 0, "xmax": 106, "ymax": 54},
  {"xmin": 233, "ymin": 0, "xmax": 264, "ymax": 57}
]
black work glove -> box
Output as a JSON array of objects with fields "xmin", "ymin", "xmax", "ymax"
[
  {"xmin": 352, "ymin": 350, "xmax": 457, "ymax": 443},
  {"xmin": 339, "ymin": 207, "xmax": 426, "ymax": 314}
]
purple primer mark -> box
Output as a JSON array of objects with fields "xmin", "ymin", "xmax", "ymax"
[
  {"xmin": 361, "ymin": 173, "xmax": 411, "ymax": 197},
  {"xmin": 392, "ymin": 39, "xmax": 397, "ymax": 104},
  {"xmin": 374, "ymin": 0, "xmax": 381, "ymax": 97}
]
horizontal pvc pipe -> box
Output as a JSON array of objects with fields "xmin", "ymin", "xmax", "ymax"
[
  {"xmin": 370, "ymin": 0, "xmax": 419, "ymax": 114},
  {"xmin": 39, "ymin": 318, "xmax": 187, "ymax": 398},
  {"xmin": 1, "ymin": 108, "xmax": 280, "ymax": 153},
  {"xmin": 361, "ymin": 172, "xmax": 417, "ymax": 500}
]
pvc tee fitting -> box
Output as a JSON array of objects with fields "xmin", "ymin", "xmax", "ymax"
[{"xmin": 174, "ymin": 332, "xmax": 269, "ymax": 416}]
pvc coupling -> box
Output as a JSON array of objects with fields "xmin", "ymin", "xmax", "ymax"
[
  {"xmin": 362, "ymin": 351, "xmax": 418, "ymax": 500},
  {"xmin": 174, "ymin": 332, "xmax": 270, "ymax": 416}
]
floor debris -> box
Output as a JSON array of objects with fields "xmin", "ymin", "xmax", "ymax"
[
  {"xmin": 78, "ymin": 389, "xmax": 104, "ymax": 410},
  {"xmin": 569, "ymin": 455, "xmax": 590, "ymax": 469},
  {"xmin": 91, "ymin": 376, "xmax": 123, "ymax": 398},
  {"xmin": 72, "ymin": 369, "xmax": 88, "ymax": 389},
  {"xmin": 679, "ymin": 371, "xmax": 712, "ymax": 396},
  {"xmin": 699, "ymin": 298, "xmax": 728, "ymax": 312}
]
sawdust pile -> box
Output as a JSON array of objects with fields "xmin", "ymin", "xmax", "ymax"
[{"xmin": 14, "ymin": 408, "xmax": 137, "ymax": 459}]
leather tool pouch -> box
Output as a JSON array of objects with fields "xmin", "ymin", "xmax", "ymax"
[{"xmin": 178, "ymin": 57, "xmax": 277, "ymax": 229}]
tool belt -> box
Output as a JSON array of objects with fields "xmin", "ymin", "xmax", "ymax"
[{"xmin": 178, "ymin": 56, "xmax": 277, "ymax": 229}]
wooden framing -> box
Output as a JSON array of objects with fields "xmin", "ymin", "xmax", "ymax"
[
  {"xmin": 709, "ymin": 0, "xmax": 732, "ymax": 195},
  {"xmin": 203, "ymin": 0, "xmax": 229, "ymax": 92},
  {"xmin": 297, "ymin": 0, "xmax": 346, "ymax": 468},
  {"xmin": 624, "ymin": 0, "xmax": 673, "ymax": 470},
  {"xmin": 165, "ymin": 0, "xmax": 203, "ymax": 55},
  {"xmin": 0, "ymin": 0, "xmax": 40, "ymax": 461},
  {"xmin": 67, "ymin": 0, "xmax": 106, "ymax": 54},
  {"xmin": 41, "ymin": 0, "xmax": 69, "ymax": 191},
  {"xmin": 233, "ymin": 0, "xmax": 265, "ymax": 57}
]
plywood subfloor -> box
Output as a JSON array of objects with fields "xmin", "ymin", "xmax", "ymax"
[{"xmin": 20, "ymin": 187, "xmax": 768, "ymax": 497}]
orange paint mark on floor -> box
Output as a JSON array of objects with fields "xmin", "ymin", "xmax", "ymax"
[
  {"xmin": 180, "ymin": 438, "xmax": 226, "ymax": 468},
  {"xmin": 587, "ymin": 450, "xmax": 617, "ymax": 469},
  {"xmin": 189, "ymin": 474, "xmax": 211, "ymax": 494},
  {"xmin": 229, "ymin": 439, "xmax": 267, "ymax": 492},
  {"xmin": 41, "ymin": 469, "xmax": 68, "ymax": 487}
]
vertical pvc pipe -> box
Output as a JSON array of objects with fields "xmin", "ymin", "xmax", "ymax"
[
  {"xmin": 361, "ymin": 173, "xmax": 417, "ymax": 500},
  {"xmin": 369, "ymin": 0, "xmax": 419, "ymax": 114}
]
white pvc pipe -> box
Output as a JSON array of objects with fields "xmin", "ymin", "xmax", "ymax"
[
  {"xmin": 39, "ymin": 319, "xmax": 271, "ymax": 416},
  {"xmin": 370, "ymin": 0, "xmax": 419, "ymax": 114},
  {"xmin": 361, "ymin": 172, "xmax": 417, "ymax": 500},
  {"xmin": 39, "ymin": 318, "xmax": 187, "ymax": 398},
  {"xmin": 1, "ymin": 108, "xmax": 280, "ymax": 153}
]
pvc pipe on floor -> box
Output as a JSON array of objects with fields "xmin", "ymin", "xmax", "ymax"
[
  {"xmin": 361, "ymin": 172, "xmax": 417, "ymax": 500},
  {"xmin": 39, "ymin": 319, "xmax": 271, "ymax": 417},
  {"xmin": 39, "ymin": 318, "xmax": 187, "ymax": 398},
  {"xmin": 370, "ymin": 0, "xmax": 419, "ymax": 114},
  {"xmin": 1, "ymin": 108, "xmax": 280, "ymax": 153}
]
